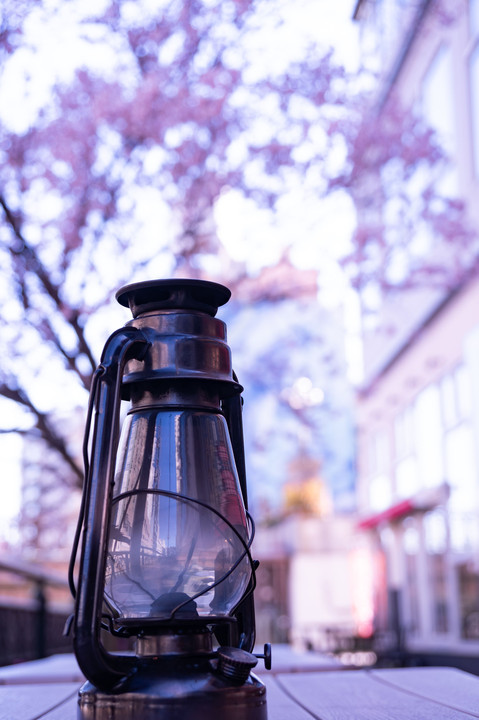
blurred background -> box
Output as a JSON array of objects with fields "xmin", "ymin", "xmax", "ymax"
[{"xmin": 1, "ymin": 0, "xmax": 479, "ymax": 674}]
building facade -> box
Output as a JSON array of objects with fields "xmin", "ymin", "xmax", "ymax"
[
  {"xmin": 254, "ymin": 511, "xmax": 374, "ymax": 656},
  {"xmin": 354, "ymin": 0, "xmax": 479, "ymax": 669}
]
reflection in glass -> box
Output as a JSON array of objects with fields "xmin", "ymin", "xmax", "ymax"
[{"xmin": 104, "ymin": 408, "xmax": 252, "ymax": 622}]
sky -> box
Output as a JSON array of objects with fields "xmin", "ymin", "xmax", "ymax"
[{"xmin": 0, "ymin": 0, "xmax": 360, "ymax": 543}]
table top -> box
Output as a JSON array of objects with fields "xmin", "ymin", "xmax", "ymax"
[
  {"xmin": 2, "ymin": 654, "xmax": 479, "ymax": 719},
  {"xmin": 0, "ymin": 645, "xmax": 340, "ymax": 685}
]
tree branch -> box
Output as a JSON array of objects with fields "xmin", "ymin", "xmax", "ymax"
[
  {"xmin": 0, "ymin": 193, "xmax": 97, "ymax": 383},
  {"xmin": 0, "ymin": 381, "xmax": 83, "ymax": 486}
]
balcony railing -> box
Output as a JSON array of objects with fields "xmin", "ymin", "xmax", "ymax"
[{"xmin": 0, "ymin": 557, "xmax": 72, "ymax": 666}]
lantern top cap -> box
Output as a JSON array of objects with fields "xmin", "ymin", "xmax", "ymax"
[{"xmin": 116, "ymin": 279, "xmax": 231, "ymax": 318}]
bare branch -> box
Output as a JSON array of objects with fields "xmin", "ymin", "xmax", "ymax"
[
  {"xmin": 0, "ymin": 381, "xmax": 83, "ymax": 486},
  {"xmin": 0, "ymin": 193, "xmax": 97, "ymax": 383}
]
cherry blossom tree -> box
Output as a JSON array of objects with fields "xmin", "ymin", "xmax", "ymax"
[{"xmin": 0, "ymin": 0, "xmax": 471, "ymax": 547}]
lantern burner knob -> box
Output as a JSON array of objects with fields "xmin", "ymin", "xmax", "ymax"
[{"xmin": 216, "ymin": 647, "xmax": 258, "ymax": 684}]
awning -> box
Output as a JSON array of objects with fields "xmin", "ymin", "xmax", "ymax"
[{"xmin": 357, "ymin": 483, "xmax": 450, "ymax": 530}]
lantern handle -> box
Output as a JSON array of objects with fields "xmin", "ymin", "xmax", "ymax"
[
  {"xmin": 72, "ymin": 326, "xmax": 149, "ymax": 691},
  {"xmin": 68, "ymin": 364, "xmax": 104, "ymax": 600}
]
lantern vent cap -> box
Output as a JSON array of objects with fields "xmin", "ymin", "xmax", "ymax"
[{"xmin": 116, "ymin": 279, "xmax": 231, "ymax": 319}]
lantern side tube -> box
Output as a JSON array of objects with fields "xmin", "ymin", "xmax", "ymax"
[
  {"xmin": 73, "ymin": 326, "xmax": 149, "ymax": 691},
  {"xmin": 222, "ymin": 385, "xmax": 257, "ymax": 653}
]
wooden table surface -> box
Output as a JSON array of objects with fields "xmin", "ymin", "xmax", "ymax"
[{"xmin": 2, "ymin": 654, "xmax": 479, "ymax": 719}]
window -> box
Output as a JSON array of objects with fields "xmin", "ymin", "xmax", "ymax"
[
  {"xmin": 428, "ymin": 553, "xmax": 449, "ymax": 634},
  {"xmin": 424, "ymin": 510, "xmax": 449, "ymax": 634},
  {"xmin": 366, "ymin": 429, "xmax": 390, "ymax": 476},
  {"xmin": 396, "ymin": 456, "xmax": 418, "ymax": 498},
  {"xmin": 469, "ymin": 0, "xmax": 479, "ymax": 175},
  {"xmin": 446, "ymin": 422, "xmax": 479, "ymax": 551},
  {"xmin": 441, "ymin": 365, "xmax": 473, "ymax": 429},
  {"xmin": 469, "ymin": 44, "xmax": 479, "ymax": 176},
  {"xmin": 459, "ymin": 563, "xmax": 479, "ymax": 639},
  {"xmin": 369, "ymin": 473, "xmax": 392, "ymax": 513},
  {"xmin": 394, "ymin": 406, "xmax": 415, "ymax": 459},
  {"xmin": 469, "ymin": 0, "xmax": 479, "ymax": 37},
  {"xmin": 456, "ymin": 365, "xmax": 473, "ymax": 418},
  {"xmin": 446, "ymin": 423, "xmax": 477, "ymax": 506},
  {"xmin": 424, "ymin": 508, "xmax": 447, "ymax": 555},
  {"xmin": 366, "ymin": 430, "xmax": 392, "ymax": 512},
  {"xmin": 421, "ymin": 45, "xmax": 458, "ymax": 195},
  {"xmin": 403, "ymin": 520, "xmax": 420, "ymax": 636},
  {"xmin": 415, "ymin": 385, "xmax": 443, "ymax": 488},
  {"xmin": 395, "ymin": 405, "xmax": 418, "ymax": 498},
  {"xmin": 422, "ymin": 45, "xmax": 455, "ymax": 153},
  {"xmin": 441, "ymin": 374, "xmax": 457, "ymax": 428}
]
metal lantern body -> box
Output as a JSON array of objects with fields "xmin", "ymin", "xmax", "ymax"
[{"xmin": 70, "ymin": 280, "xmax": 268, "ymax": 720}]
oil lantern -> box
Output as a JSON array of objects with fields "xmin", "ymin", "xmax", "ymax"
[{"xmin": 69, "ymin": 279, "xmax": 270, "ymax": 720}]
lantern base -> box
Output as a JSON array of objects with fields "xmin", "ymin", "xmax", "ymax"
[{"xmin": 77, "ymin": 663, "xmax": 267, "ymax": 720}]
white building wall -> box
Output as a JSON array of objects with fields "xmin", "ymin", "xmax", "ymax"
[
  {"xmin": 355, "ymin": 0, "xmax": 479, "ymax": 659},
  {"xmin": 254, "ymin": 514, "xmax": 373, "ymax": 651}
]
